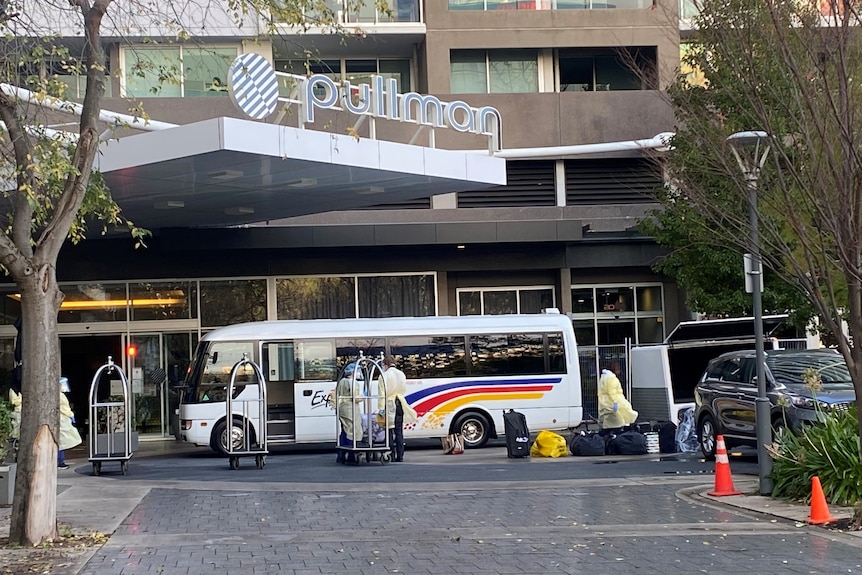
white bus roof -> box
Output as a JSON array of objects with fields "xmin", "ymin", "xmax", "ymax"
[{"xmin": 201, "ymin": 312, "xmax": 573, "ymax": 342}]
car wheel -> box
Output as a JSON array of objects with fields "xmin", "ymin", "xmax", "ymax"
[
  {"xmin": 453, "ymin": 411, "xmax": 491, "ymax": 449},
  {"xmin": 698, "ymin": 414, "xmax": 718, "ymax": 460},
  {"xmin": 212, "ymin": 418, "xmax": 251, "ymax": 456}
]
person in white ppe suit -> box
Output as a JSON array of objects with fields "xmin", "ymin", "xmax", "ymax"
[
  {"xmin": 377, "ymin": 355, "xmax": 417, "ymax": 462},
  {"xmin": 335, "ymin": 363, "xmax": 364, "ymax": 463},
  {"xmin": 597, "ymin": 361, "xmax": 638, "ymax": 432},
  {"xmin": 58, "ymin": 377, "xmax": 82, "ymax": 469}
]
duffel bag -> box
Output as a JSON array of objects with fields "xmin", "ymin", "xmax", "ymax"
[
  {"xmin": 606, "ymin": 431, "xmax": 648, "ymax": 455},
  {"xmin": 570, "ymin": 431, "xmax": 606, "ymax": 456}
]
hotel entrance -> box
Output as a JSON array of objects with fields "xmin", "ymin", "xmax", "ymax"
[{"xmin": 60, "ymin": 331, "xmax": 196, "ymax": 439}]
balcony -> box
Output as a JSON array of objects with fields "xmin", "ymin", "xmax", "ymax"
[
  {"xmin": 274, "ymin": 0, "xmax": 422, "ymax": 25},
  {"xmin": 448, "ymin": 0, "xmax": 655, "ymax": 10}
]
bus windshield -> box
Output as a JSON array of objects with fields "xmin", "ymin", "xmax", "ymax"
[{"xmin": 186, "ymin": 340, "xmax": 257, "ymax": 403}]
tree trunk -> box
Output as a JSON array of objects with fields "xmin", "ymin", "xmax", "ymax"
[{"xmin": 9, "ymin": 264, "xmax": 62, "ymax": 545}]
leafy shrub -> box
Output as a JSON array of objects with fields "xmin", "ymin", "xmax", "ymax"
[
  {"xmin": 0, "ymin": 397, "xmax": 13, "ymax": 463},
  {"xmin": 770, "ymin": 406, "xmax": 862, "ymax": 507}
]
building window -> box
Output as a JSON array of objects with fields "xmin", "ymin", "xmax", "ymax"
[
  {"xmin": 449, "ymin": 0, "xmax": 654, "ymax": 9},
  {"xmin": 570, "ymin": 284, "xmax": 664, "ymax": 345},
  {"xmin": 275, "ymin": 58, "xmax": 412, "ymax": 92},
  {"xmin": 273, "ymin": 0, "xmax": 420, "ymax": 23},
  {"xmin": 128, "ymin": 282, "xmax": 198, "ymax": 321},
  {"xmin": 276, "ymin": 274, "xmax": 436, "ymax": 319},
  {"xmin": 457, "ymin": 287, "xmax": 554, "ymax": 315},
  {"xmin": 450, "ymin": 50, "xmax": 539, "ymax": 94},
  {"xmin": 57, "ymin": 283, "xmax": 129, "ymax": 323},
  {"xmin": 122, "ymin": 46, "xmax": 238, "ymax": 98},
  {"xmin": 557, "ymin": 47, "xmax": 656, "ymax": 92},
  {"xmin": 199, "ymin": 279, "xmax": 267, "ymax": 327}
]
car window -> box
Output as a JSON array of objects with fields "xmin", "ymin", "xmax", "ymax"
[
  {"xmin": 708, "ymin": 358, "xmax": 745, "ymax": 383},
  {"xmin": 766, "ymin": 351, "xmax": 853, "ymax": 388}
]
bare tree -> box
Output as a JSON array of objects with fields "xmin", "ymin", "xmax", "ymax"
[
  {"xmin": 0, "ymin": 0, "xmax": 376, "ymax": 546},
  {"xmin": 660, "ymin": 0, "xmax": 862, "ymax": 436}
]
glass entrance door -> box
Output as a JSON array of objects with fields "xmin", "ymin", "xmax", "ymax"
[
  {"xmin": 125, "ymin": 333, "xmax": 165, "ymax": 437},
  {"xmin": 123, "ymin": 332, "xmax": 198, "ymax": 438}
]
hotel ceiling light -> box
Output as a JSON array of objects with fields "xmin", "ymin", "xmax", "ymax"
[
  {"xmin": 225, "ymin": 206, "xmax": 255, "ymax": 215},
  {"xmin": 209, "ymin": 169, "xmax": 243, "ymax": 181},
  {"xmin": 286, "ymin": 178, "xmax": 317, "ymax": 188}
]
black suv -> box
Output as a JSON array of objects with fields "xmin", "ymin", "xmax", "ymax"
[{"xmin": 694, "ymin": 348, "xmax": 856, "ymax": 459}]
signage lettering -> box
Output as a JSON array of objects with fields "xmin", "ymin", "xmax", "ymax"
[{"xmin": 302, "ymin": 74, "xmax": 502, "ymax": 144}]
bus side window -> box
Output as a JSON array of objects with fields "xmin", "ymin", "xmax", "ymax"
[
  {"xmin": 547, "ymin": 333, "xmax": 566, "ymax": 374},
  {"xmin": 295, "ymin": 340, "xmax": 337, "ymax": 381},
  {"xmin": 470, "ymin": 333, "xmax": 547, "ymax": 376},
  {"xmin": 390, "ymin": 335, "xmax": 466, "ymax": 379}
]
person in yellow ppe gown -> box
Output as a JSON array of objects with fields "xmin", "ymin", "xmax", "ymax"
[
  {"xmin": 598, "ymin": 361, "xmax": 638, "ymax": 431},
  {"xmin": 58, "ymin": 377, "xmax": 82, "ymax": 469}
]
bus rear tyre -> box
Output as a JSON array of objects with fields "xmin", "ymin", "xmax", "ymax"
[{"xmin": 454, "ymin": 411, "xmax": 491, "ymax": 449}]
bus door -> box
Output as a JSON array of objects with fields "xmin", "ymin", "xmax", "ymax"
[{"xmin": 289, "ymin": 340, "xmax": 339, "ymax": 442}]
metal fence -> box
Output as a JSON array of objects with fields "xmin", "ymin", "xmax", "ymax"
[
  {"xmin": 578, "ymin": 343, "xmax": 630, "ymax": 422},
  {"xmin": 577, "ymin": 338, "xmax": 809, "ymax": 424}
]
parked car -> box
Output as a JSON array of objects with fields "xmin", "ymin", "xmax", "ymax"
[{"xmin": 694, "ymin": 348, "xmax": 856, "ymax": 459}]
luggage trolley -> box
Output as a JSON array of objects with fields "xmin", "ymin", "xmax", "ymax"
[
  {"xmin": 225, "ymin": 354, "xmax": 268, "ymax": 470},
  {"xmin": 88, "ymin": 356, "xmax": 133, "ymax": 476},
  {"xmin": 335, "ymin": 353, "xmax": 390, "ymax": 465}
]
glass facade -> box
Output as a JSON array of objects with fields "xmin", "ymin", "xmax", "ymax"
[
  {"xmin": 122, "ymin": 46, "xmax": 238, "ymax": 98},
  {"xmin": 449, "ymin": 0, "xmax": 654, "ymax": 10},
  {"xmin": 450, "ymin": 50, "xmax": 539, "ymax": 94},
  {"xmin": 457, "ymin": 287, "xmax": 554, "ymax": 315},
  {"xmin": 570, "ymin": 284, "xmax": 665, "ymax": 345},
  {"xmin": 276, "ymin": 58, "xmax": 412, "ymax": 92},
  {"xmin": 200, "ymin": 279, "xmax": 267, "ymax": 327},
  {"xmin": 276, "ymin": 274, "xmax": 436, "ymax": 319}
]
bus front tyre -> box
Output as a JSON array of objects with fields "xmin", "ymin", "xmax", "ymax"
[
  {"xmin": 212, "ymin": 419, "xmax": 251, "ymax": 457},
  {"xmin": 454, "ymin": 412, "xmax": 491, "ymax": 449}
]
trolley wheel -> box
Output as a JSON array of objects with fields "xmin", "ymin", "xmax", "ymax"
[
  {"xmin": 380, "ymin": 452, "xmax": 391, "ymax": 465},
  {"xmin": 92, "ymin": 462, "xmax": 101, "ymax": 476},
  {"xmin": 229, "ymin": 456, "xmax": 239, "ymax": 470},
  {"xmin": 255, "ymin": 455, "xmax": 266, "ymax": 469},
  {"xmin": 121, "ymin": 460, "xmax": 128, "ymax": 475}
]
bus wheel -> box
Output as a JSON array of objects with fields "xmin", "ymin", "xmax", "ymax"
[
  {"xmin": 454, "ymin": 411, "xmax": 491, "ymax": 449},
  {"xmin": 212, "ymin": 418, "xmax": 251, "ymax": 456}
]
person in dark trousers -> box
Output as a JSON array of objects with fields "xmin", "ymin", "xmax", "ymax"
[{"xmin": 378, "ymin": 355, "xmax": 416, "ymax": 462}]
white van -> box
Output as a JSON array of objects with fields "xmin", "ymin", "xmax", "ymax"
[{"xmin": 629, "ymin": 315, "xmax": 788, "ymax": 425}]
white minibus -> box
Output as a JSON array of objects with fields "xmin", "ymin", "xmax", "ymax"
[{"xmin": 177, "ymin": 310, "xmax": 582, "ymax": 454}]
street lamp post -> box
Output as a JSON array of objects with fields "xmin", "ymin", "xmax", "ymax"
[{"xmin": 726, "ymin": 131, "xmax": 773, "ymax": 495}]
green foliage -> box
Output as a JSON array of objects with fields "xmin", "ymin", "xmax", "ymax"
[
  {"xmin": 646, "ymin": 0, "xmax": 862, "ymax": 344},
  {"xmin": 0, "ymin": 397, "xmax": 12, "ymax": 463},
  {"xmin": 639, "ymin": 188, "xmax": 815, "ymax": 332},
  {"xmin": 770, "ymin": 407, "xmax": 862, "ymax": 507}
]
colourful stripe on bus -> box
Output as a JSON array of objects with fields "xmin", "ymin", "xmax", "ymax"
[{"xmin": 407, "ymin": 378, "xmax": 560, "ymax": 415}]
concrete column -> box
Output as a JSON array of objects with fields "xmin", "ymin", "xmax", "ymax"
[{"xmin": 559, "ymin": 268, "xmax": 572, "ymax": 314}]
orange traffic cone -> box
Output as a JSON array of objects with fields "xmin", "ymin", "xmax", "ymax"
[
  {"xmin": 707, "ymin": 435, "xmax": 742, "ymax": 496},
  {"xmin": 807, "ymin": 476, "xmax": 836, "ymax": 525}
]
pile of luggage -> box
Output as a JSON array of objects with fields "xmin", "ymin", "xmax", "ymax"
[
  {"xmin": 570, "ymin": 421, "xmax": 678, "ymax": 456},
  {"xmin": 502, "ymin": 408, "xmax": 681, "ymax": 458}
]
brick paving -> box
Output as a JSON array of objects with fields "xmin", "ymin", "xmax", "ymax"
[{"xmin": 77, "ymin": 484, "xmax": 862, "ymax": 575}]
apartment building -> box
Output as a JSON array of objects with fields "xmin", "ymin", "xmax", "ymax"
[{"xmin": 0, "ymin": 0, "xmax": 684, "ymax": 436}]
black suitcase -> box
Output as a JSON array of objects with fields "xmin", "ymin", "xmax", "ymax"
[
  {"xmin": 570, "ymin": 431, "xmax": 606, "ymax": 456},
  {"xmin": 606, "ymin": 431, "xmax": 648, "ymax": 455},
  {"xmin": 654, "ymin": 421, "xmax": 677, "ymax": 453},
  {"xmin": 503, "ymin": 409, "xmax": 530, "ymax": 458}
]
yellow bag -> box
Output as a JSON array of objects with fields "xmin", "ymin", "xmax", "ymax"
[{"xmin": 530, "ymin": 430, "xmax": 569, "ymax": 458}]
